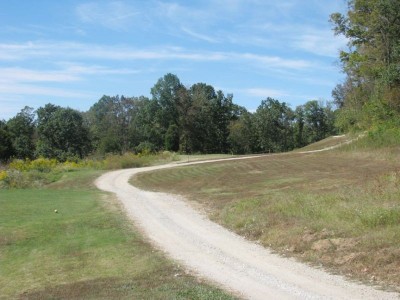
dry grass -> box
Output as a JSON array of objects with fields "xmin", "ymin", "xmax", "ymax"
[
  {"xmin": 134, "ymin": 139, "xmax": 400, "ymax": 292},
  {"xmin": 295, "ymin": 135, "xmax": 353, "ymax": 152}
]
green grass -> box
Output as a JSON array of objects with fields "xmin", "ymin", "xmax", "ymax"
[
  {"xmin": 133, "ymin": 140, "xmax": 400, "ymax": 291},
  {"xmin": 0, "ymin": 170, "xmax": 235, "ymax": 299}
]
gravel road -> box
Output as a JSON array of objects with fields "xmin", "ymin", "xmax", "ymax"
[{"xmin": 95, "ymin": 157, "xmax": 399, "ymax": 300}]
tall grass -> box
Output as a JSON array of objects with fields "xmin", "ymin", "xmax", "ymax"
[{"xmin": 0, "ymin": 151, "xmax": 179, "ymax": 189}]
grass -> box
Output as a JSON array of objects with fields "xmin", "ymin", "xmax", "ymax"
[
  {"xmin": 294, "ymin": 134, "xmax": 354, "ymax": 152},
  {"xmin": 133, "ymin": 136, "xmax": 400, "ymax": 292},
  {"xmin": 0, "ymin": 169, "xmax": 236, "ymax": 299}
]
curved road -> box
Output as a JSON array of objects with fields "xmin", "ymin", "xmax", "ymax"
[{"xmin": 95, "ymin": 156, "xmax": 398, "ymax": 300}]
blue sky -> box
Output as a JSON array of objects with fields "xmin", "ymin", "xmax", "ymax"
[{"xmin": 0, "ymin": 0, "xmax": 347, "ymax": 120}]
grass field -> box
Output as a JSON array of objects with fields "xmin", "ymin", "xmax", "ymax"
[
  {"xmin": 134, "ymin": 136, "xmax": 400, "ymax": 292},
  {"xmin": 0, "ymin": 169, "xmax": 235, "ymax": 299}
]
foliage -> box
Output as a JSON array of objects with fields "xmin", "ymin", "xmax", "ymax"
[
  {"xmin": 6, "ymin": 106, "xmax": 35, "ymax": 159},
  {"xmin": 254, "ymin": 98, "xmax": 294, "ymax": 152},
  {"xmin": 330, "ymin": 0, "xmax": 400, "ymax": 130},
  {"xmin": 5, "ymin": 74, "xmax": 339, "ymax": 159},
  {"xmin": 0, "ymin": 120, "xmax": 14, "ymax": 161},
  {"xmin": 36, "ymin": 104, "xmax": 91, "ymax": 161}
]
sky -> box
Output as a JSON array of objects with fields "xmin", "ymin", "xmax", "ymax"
[{"xmin": 0, "ymin": 0, "xmax": 348, "ymax": 120}]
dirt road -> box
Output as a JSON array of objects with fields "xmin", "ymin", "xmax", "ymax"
[{"xmin": 95, "ymin": 157, "xmax": 398, "ymax": 299}]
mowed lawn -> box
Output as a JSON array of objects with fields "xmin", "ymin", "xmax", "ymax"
[
  {"xmin": 134, "ymin": 144, "xmax": 400, "ymax": 292},
  {"xmin": 0, "ymin": 170, "xmax": 235, "ymax": 299}
]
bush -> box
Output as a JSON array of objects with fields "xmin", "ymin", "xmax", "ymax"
[
  {"xmin": 135, "ymin": 142, "xmax": 155, "ymax": 154},
  {"xmin": 0, "ymin": 170, "xmax": 7, "ymax": 181}
]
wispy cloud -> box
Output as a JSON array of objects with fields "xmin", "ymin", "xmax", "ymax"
[
  {"xmin": 292, "ymin": 29, "xmax": 348, "ymax": 57},
  {"xmin": 236, "ymin": 53, "xmax": 311, "ymax": 70},
  {"xmin": 0, "ymin": 68, "xmax": 79, "ymax": 83},
  {"xmin": 0, "ymin": 83, "xmax": 93, "ymax": 98},
  {"xmin": 76, "ymin": 2, "xmax": 139, "ymax": 30},
  {"xmin": 0, "ymin": 41, "xmax": 312, "ymax": 71},
  {"xmin": 245, "ymin": 88, "xmax": 289, "ymax": 98},
  {"xmin": 181, "ymin": 27, "xmax": 219, "ymax": 43}
]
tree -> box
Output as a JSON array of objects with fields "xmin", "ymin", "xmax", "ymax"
[
  {"xmin": 188, "ymin": 83, "xmax": 217, "ymax": 153},
  {"xmin": 293, "ymin": 106, "xmax": 306, "ymax": 148},
  {"xmin": 86, "ymin": 95, "xmax": 149, "ymax": 154},
  {"xmin": 209, "ymin": 91, "xmax": 235, "ymax": 153},
  {"xmin": 36, "ymin": 104, "xmax": 91, "ymax": 160},
  {"xmin": 301, "ymin": 100, "xmax": 337, "ymax": 144},
  {"xmin": 330, "ymin": 0, "xmax": 400, "ymax": 128},
  {"xmin": 254, "ymin": 98, "xmax": 294, "ymax": 153},
  {"xmin": 0, "ymin": 120, "xmax": 14, "ymax": 161},
  {"xmin": 132, "ymin": 97, "xmax": 163, "ymax": 150},
  {"xmin": 151, "ymin": 73, "xmax": 182, "ymax": 133},
  {"xmin": 228, "ymin": 109, "xmax": 258, "ymax": 154},
  {"xmin": 7, "ymin": 106, "xmax": 36, "ymax": 159}
]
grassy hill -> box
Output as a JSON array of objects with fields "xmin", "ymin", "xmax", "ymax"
[{"xmin": 134, "ymin": 133, "xmax": 400, "ymax": 292}]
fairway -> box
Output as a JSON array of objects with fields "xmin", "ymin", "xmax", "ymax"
[
  {"xmin": 134, "ymin": 142, "xmax": 400, "ymax": 292},
  {"xmin": 0, "ymin": 170, "xmax": 235, "ymax": 299}
]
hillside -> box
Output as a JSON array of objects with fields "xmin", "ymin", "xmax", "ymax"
[{"xmin": 133, "ymin": 134, "xmax": 400, "ymax": 292}]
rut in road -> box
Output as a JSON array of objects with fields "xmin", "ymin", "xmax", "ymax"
[{"xmin": 95, "ymin": 156, "xmax": 399, "ymax": 300}]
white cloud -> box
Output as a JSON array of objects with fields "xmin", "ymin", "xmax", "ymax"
[
  {"xmin": 181, "ymin": 27, "xmax": 219, "ymax": 43},
  {"xmin": 245, "ymin": 88, "xmax": 289, "ymax": 98},
  {"xmin": 76, "ymin": 2, "xmax": 139, "ymax": 30},
  {"xmin": 0, "ymin": 68, "xmax": 79, "ymax": 83},
  {"xmin": 0, "ymin": 83, "xmax": 93, "ymax": 98},
  {"xmin": 237, "ymin": 53, "xmax": 310, "ymax": 70},
  {"xmin": 0, "ymin": 41, "xmax": 316, "ymax": 75},
  {"xmin": 292, "ymin": 29, "xmax": 348, "ymax": 57}
]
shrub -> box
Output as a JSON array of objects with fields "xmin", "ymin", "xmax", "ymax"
[
  {"xmin": 0, "ymin": 170, "xmax": 7, "ymax": 181},
  {"xmin": 136, "ymin": 142, "xmax": 155, "ymax": 154},
  {"xmin": 29, "ymin": 157, "xmax": 58, "ymax": 172}
]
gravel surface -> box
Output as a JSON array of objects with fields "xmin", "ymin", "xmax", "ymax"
[{"xmin": 95, "ymin": 157, "xmax": 399, "ymax": 300}]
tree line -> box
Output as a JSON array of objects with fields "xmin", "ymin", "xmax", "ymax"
[{"xmin": 0, "ymin": 73, "xmax": 336, "ymax": 162}]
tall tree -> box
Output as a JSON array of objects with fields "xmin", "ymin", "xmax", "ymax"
[
  {"xmin": 302, "ymin": 100, "xmax": 330, "ymax": 143},
  {"xmin": 228, "ymin": 109, "xmax": 258, "ymax": 154},
  {"xmin": 0, "ymin": 120, "xmax": 14, "ymax": 161},
  {"xmin": 7, "ymin": 106, "xmax": 36, "ymax": 159},
  {"xmin": 151, "ymin": 74, "xmax": 182, "ymax": 130},
  {"xmin": 36, "ymin": 104, "xmax": 91, "ymax": 160},
  {"xmin": 330, "ymin": 0, "xmax": 400, "ymax": 128},
  {"xmin": 255, "ymin": 98, "xmax": 294, "ymax": 153}
]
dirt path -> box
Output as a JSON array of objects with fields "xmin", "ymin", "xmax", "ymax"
[{"xmin": 95, "ymin": 156, "xmax": 398, "ymax": 300}]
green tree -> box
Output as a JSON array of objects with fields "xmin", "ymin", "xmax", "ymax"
[
  {"xmin": 132, "ymin": 97, "xmax": 163, "ymax": 150},
  {"xmin": 228, "ymin": 109, "xmax": 258, "ymax": 154},
  {"xmin": 86, "ymin": 95, "xmax": 148, "ymax": 154},
  {"xmin": 36, "ymin": 104, "xmax": 91, "ymax": 160},
  {"xmin": 255, "ymin": 98, "xmax": 294, "ymax": 153},
  {"xmin": 0, "ymin": 120, "xmax": 14, "ymax": 161},
  {"xmin": 7, "ymin": 106, "xmax": 36, "ymax": 159},
  {"xmin": 165, "ymin": 124, "xmax": 179, "ymax": 151},
  {"xmin": 188, "ymin": 83, "xmax": 217, "ymax": 153},
  {"xmin": 330, "ymin": 0, "xmax": 400, "ymax": 128},
  {"xmin": 151, "ymin": 73, "xmax": 182, "ymax": 134}
]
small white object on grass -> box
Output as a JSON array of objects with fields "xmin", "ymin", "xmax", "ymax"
[{"xmin": 54, "ymin": 209, "xmax": 58, "ymax": 213}]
